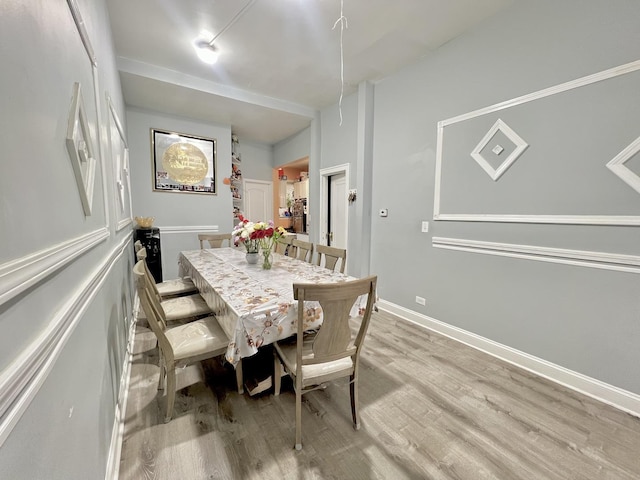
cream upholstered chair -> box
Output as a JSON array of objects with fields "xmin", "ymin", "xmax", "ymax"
[
  {"xmin": 290, "ymin": 238, "xmax": 313, "ymax": 263},
  {"xmin": 136, "ymin": 247, "xmax": 197, "ymax": 298},
  {"xmin": 273, "ymin": 275, "xmax": 377, "ymax": 450},
  {"xmin": 198, "ymin": 233, "xmax": 232, "ymax": 249},
  {"xmin": 315, "ymin": 245, "xmax": 347, "ymax": 274},
  {"xmin": 134, "ymin": 261, "xmax": 228, "ymax": 423},
  {"xmin": 136, "ymin": 255, "xmax": 211, "ymax": 322},
  {"xmin": 274, "ymin": 235, "xmax": 294, "ymax": 255}
]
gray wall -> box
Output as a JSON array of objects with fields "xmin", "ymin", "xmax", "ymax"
[
  {"xmin": 126, "ymin": 109, "xmax": 273, "ymax": 278},
  {"xmin": 368, "ymin": 0, "xmax": 640, "ymax": 396},
  {"xmin": 0, "ymin": 0, "xmax": 133, "ymax": 478}
]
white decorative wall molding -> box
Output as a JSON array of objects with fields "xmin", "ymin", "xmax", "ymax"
[
  {"xmin": 159, "ymin": 225, "xmax": 220, "ymax": 234},
  {"xmin": 107, "ymin": 93, "xmax": 133, "ymax": 232},
  {"xmin": 0, "ymin": 228, "xmax": 109, "ymax": 306},
  {"xmin": 432, "ymin": 236, "xmax": 640, "ymax": 273},
  {"xmin": 66, "ymin": 82, "xmax": 97, "ymax": 216},
  {"xmin": 434, "ymin": 58, "xmax": 640, "ymax": 225},
  {"xmin": 0, "ymin": 235, "xmax": 131, "ymax": 447},
  {"xmin": 377, "ymin": 299, "xmax": 640, "ymax": 418},
  {"xmin": 607, "ymin": 134, "xmax": 640, "ymax": 195},
  {"xmin": 432, "ymin": 213, "xmax": 640, "ymax": 226},
  {"xmin": 470, "ymin": 119, "xmax": 528, "ymax": 181},
  {"xmin": 104, "ymin": 297, "xmax": 138, "ymax": 480}
]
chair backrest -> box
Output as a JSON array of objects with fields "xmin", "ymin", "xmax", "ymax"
[
  {"xmin": 294, "ymin": 275, "xmax": 377, "ymax": 366},
  {"xmin": 198, "ymin": 233, "xmax": 232, "ymax": 249},
  {"xmin": 136, "ymin": 246, "xmax": 147, "ymax": 262},
  {"xmin": 315, "ymin": 245, "xmax": 347, "ymax": 274},
  {"xmin": 135, "ymin": 247, "xmax": 163, "ymax": 298},
  {"xmin": 133, "ymin": 259, "xmax": 167, "ymax": 324},
  {"xmin": 133, "ymin": 260, "xmax": 173, "ymax": 360},
  {"xmin": 291, "ymin": 239, "xmax": 313, "ymax": 263},
  {"xmin": 274, "ymin": 235, "xmax": 294, "ymax": 255}
]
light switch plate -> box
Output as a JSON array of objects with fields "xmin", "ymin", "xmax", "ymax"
[{"xmin": 421, "ymin": 221, "xmax": 429, "ymax": 232}]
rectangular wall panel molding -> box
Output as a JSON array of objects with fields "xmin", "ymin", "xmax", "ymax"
[
  {"xmin": 434, "ymin": 59, "xmax": 640, "ymax": 225},
  {"xmin": 0, "ymin": 235, "xmax": 131, "ymax": 447}
]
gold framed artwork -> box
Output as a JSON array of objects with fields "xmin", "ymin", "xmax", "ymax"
[{"xmin": 150, "ymin": 128, "xmax": 217, "ymax": 194}]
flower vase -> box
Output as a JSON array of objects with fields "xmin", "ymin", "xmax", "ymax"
[
  {"xmin": 245, "ymin": 252, "xmax": 259, "ymax": 264},
  {"xmin": 261, "ymin": 249, "xmax": 273, "ymax": 270}
]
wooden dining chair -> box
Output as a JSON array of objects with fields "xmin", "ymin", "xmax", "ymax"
[
  {"xmin": 315, "ymin": 244, "xmax": 347, "ymax": 273},
  {"xmin": 273, "ymin": 275, "xmax": 377, "ymax": 450},
  {"xmin": 134, "ymin": 261, "xmax": 229, "ymax": 423},
  {"xmin": 274, "ymin": 235, "xmax": 294, "ymax": 255},
  {"xmin": 136, "ymin": 247, "xmax": 197, "ymax": 298},
  {"xmin": 290, "ymin": 238, "xmax": 313, "ymax": 263},
  {"xmin": 135, "ymin": 255, "xmax": 212, "ymax": 322},
  {"xmin": 198, "ymin": 233, "xmax": 232, "ymax": 249}
]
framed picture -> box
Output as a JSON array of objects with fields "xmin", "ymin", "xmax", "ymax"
[{"xmin": 150, "ymin": 128, "xmax": 217, "ymax": 194}]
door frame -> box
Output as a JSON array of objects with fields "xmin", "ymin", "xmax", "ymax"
[{"xmin": 319, "ymin": 163, "xmax": 350, "ymax": 248}]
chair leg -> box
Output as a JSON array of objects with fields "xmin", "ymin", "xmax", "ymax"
[
  {"xmin": 157, "ymin": 350, "xmax": 166, "ymax": 391},
  {"xmin": 295, "ymin": 378, "xmax": 302, "ymax": 450},
  {"xmin": 164, "ymin": 363, "xmax": 176, "ymax": 423},
  {"xmin": 273, "ymin": 353, "xmax": 282, "ymax": 396},
  {"xmin": 350, "ymin": 373, "xmax": 360, "ymax": 430}
]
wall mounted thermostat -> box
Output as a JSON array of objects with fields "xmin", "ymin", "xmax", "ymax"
[{"xmin": 379, "ymin": 209, "xmax": 388, "ymax": 217}]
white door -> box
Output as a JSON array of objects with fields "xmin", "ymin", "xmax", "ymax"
[
  {"xmin": 328, "ymin": 173, "xmax": 347, "ymax": 249},
  {"xmin": 243, "ymin": 179, "xmax": 273, "ymax": 223}
]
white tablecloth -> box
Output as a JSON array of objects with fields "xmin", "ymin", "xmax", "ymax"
[{"xmin": 178, "ymin": 248, "xmax": 365, "ymax": 365}]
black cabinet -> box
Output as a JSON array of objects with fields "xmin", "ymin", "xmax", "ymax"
[{"xmin": 134, "ymin": 227, "xmax": 162, "ymax": 283}]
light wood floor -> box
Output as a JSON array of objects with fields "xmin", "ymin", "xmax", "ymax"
[{"xmin": 119, "ymin": 310, "xmax": 640, "ymax": 480}]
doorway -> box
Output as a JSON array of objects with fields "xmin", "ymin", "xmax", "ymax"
[{"xmin": 320, "ymin": 164, "xmax": 349, "ymax": 251}]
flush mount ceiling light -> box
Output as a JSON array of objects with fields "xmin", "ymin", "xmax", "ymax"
[
  {"xmin": 193, "ymin": 38, "xmax": 219, "ymax": 64},
  {"xmin": 192, "ymin": 0, "xmax": 257, "ymax": 65}
]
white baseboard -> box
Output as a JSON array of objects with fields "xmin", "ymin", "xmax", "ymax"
[{"xmin": 377, "ymin": 299, "xmax": 640, "ymax": 418}]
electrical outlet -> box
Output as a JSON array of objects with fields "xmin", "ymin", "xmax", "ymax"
[{"xmin": 415, "ymin": 296, "xmax": 426, "ymax": 306}]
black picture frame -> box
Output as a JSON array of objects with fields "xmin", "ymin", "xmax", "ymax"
[{"xmin": 150, "ymin": 128, "xmax": 217, "ymax": 194}]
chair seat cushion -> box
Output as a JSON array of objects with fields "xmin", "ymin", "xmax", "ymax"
[
  {"xmin": 276, "ymin": 338, "xmax": 354, "ymax": 386},
  {"xmin": 166, "ymin": 315, "xmax": 229, "ymax": 360},
  {"xmin": 162, "ymin": 294, "xmax": 212, "ymax": 321},
  {"xmin": 156, "ymin": 277, "xmax": 197, "ymax": 297}
]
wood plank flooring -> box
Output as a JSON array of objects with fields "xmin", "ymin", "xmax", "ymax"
[{"xmin": 119, "ymin": 310, "xmax": 640, "ymax": 479}]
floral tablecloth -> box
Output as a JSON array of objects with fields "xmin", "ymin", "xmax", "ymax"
[{"xmin": 178, "ymin": 248, "xmax": 365, "ymax": 366}]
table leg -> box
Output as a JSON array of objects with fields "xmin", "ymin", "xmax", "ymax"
[{"xmin": 236, "ymin": 359, "xmax": 244, "ymax": 394}]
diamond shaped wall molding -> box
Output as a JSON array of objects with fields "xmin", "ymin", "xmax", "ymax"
[
  {"xmin": 470, "ymin": 119, "xmax": 529, "ymax": 181},
  {"xmin": 606, "ymin": 135, "xmax": 640, "ymax": 194}
]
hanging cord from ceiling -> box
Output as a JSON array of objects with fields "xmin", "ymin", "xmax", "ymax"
[
  {"xmin": 210, "ymin": 0, "xmax": 258, "ymax": 45},
  {"xmin": 332, "ymin": 0, "xmax": 348, "ymax": 126}
]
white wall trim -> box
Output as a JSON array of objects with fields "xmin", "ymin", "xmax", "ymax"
[
  {"xmin": 434, "ymin": 59, "xmax": 640, "ymax": 225},
  {"xmin": 440, "ymin": 59, "xmax": 640, "ymax": 127},
  {"xmin": 0, "ymin": 235, "xmax": 132, "ymax": 447},
  {"xmin": 377, "ymin": 299, "xmax": 640, "ymax": 418},
  {"xmin": 158, "ymin": 225, "xmax": 220, "ymax": 234},
  {"xmin": 318, "ymin": 163, "xmax": 350, "ymax": 252},
  {"xmin": 0, "ymin": 228, "xmax": 109, "ymax": 307},
  {"xmin": 432, "ymin": 236, "xmax": 640, "ymax": 273},
  {"xmin": 433, "ymin": 213, "xmax": 640, "ymax": 226}
]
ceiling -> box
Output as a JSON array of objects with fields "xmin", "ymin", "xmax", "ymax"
[{"xmin": 107, "ymin": 0, "xmax": 513, "ymax": 145}]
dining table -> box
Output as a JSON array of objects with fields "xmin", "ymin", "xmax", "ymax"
[{"xmin": 178, "ymin": 247, "xmax": 368, "ymax": 393}]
